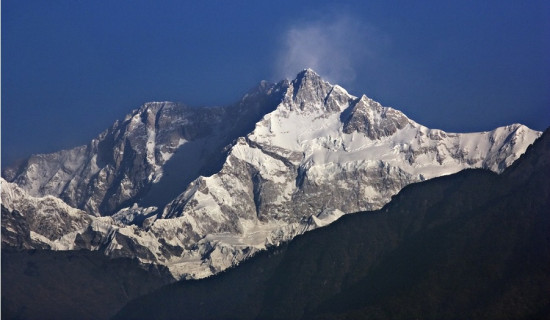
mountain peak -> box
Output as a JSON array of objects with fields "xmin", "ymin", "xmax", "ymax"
[
  {"xmin": 296, "ymin": 68, "xmax": 321, "ymax": 80},
  {"xmin": 282, "ymin": 69, "xmax": 342, "ymax": 114}
]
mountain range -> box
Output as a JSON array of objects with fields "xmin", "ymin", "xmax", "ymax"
[
  {"xmin": 3, "ymin": 125, "xmax": 547, "ymax": 319},
  {"xmin": 1, "ymin": 69, "xmax": 542, "ymax": 280},
  {"xmin": 114, "ymin": 126, "xmax": 550, "ymax": 320}
]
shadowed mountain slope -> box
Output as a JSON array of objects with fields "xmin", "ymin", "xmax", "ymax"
[{"xmin": 1, "ymin": 249, "xmax": 173, "ymax": 320}]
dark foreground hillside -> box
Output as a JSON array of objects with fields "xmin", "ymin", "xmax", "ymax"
[
  {"xmin": 1, "ymin": 249, "xmax": 173, "ymax": 320},
  {"xmin": 115, "ymin": 129, "xmax": 550, "ymax": 320}
]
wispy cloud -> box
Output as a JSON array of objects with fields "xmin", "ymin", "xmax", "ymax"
[{"xmin": 275, "ymin": 14, "xmax": 387, "ymax": 85}]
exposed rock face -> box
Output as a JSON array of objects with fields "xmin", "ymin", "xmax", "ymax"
[
  {"xmin": 1, "ymin": 69, "xmax": 542, "ymax": 279},
  {"xmin": 343, "ymin": 95, "xmax": 409, "ymax": 139},
  {"xmin": 1, "ymin": 179, "xmax": 91, "ymax": 249}
]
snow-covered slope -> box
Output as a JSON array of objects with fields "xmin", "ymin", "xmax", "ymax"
[{"xmin": 1, "ymin": 69, "xmax": 541, "ymax": 279}]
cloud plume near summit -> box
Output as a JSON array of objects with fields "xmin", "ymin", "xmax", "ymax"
[{"xmin": 275, "ymin": 15, "xmax": 385, "ymax": 86}]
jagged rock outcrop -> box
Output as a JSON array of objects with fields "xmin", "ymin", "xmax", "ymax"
[
  {"xmin": 1, "ymin": 178, "xmax": 92, "ymax": 248},
  {"xmin": 343, "ymin": 95, "xmax": 409, "ymax": 139}
]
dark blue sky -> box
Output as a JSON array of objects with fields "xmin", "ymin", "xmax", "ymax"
[{"xmin": 2, "ymin": 0, "xmax": 549, "ymax": 166}]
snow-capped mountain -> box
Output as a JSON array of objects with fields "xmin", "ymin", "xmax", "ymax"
[
  {"xmin": 1, "ymin": 69, "xmax": 542, "ymax": 279},
  {"xmin": 2, "ymin": 80, "xmax": 282, "ymax": 217}
]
